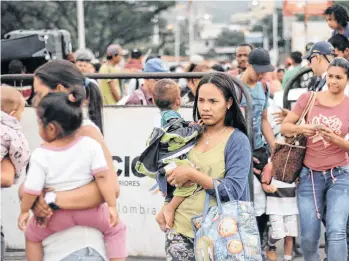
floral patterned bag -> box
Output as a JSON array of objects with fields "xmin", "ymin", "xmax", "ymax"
[
  {"xmin": 191, "ymin": 181, "xmax": 262, "ymax": 261},
  {"xmin": 271, "ymin": 91, "xmax": 316, "ymax": 183}
]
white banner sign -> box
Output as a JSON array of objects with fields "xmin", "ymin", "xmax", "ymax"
[{"xmin": 1, "ymin": 106, "xmax": 194, "ymax": 257}]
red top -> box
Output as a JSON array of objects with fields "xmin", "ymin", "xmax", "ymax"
[{"xmin": 292, "ymin": 92, "xmax": 349, "ymax": 171}]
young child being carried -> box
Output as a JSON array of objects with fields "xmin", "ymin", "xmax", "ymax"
[
  {"xmin": 136, "ymin": 79, "xmax": 203, "ymax": 230},
  {"xmin": 1, "ymin": 86, "xmax": 30, "ymax": 186},
  {"xmin": 18, "ymin": 89, "xmax": 126, "ymax": 261}
]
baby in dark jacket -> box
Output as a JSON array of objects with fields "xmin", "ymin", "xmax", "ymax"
[{"xmin": 136, "ymin": 79, "xmax": 202, "ymax": 229}]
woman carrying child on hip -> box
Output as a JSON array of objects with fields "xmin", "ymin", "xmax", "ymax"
[{"xmin": 17, "ymin": 61, "xmax": 126, "ymax": 261}]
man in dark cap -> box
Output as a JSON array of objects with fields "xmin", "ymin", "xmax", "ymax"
[{"xmin": 303, "ymin": 41, "xmax": 335, "ymax": 92}]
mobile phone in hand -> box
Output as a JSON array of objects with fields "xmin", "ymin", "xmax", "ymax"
[{"xmin": 314, "ymin": 124, "xmax": 325, "ymax": 130}]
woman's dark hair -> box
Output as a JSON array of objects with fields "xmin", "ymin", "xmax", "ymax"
[
  {"xmin": 290, "ymin": 51, "xmax": 303, "ymax": 64},
  {"xmin": 93, "ymin": 62, "xmax": 101, "ymax": 72},
  {"xmin": 185, "ymin": 63, "xmax": 211, "ymax": 102},
  {"xmin": 34, "ymin": 60, "xmax": 103, "ymax": 133},
  {"xmin": 37, "ymin": 88, "xmax": 85, "ymax": 138},
  {"xmin": 237, "ymin": 43, "xmax": 254, "ymax": 51},
  {"xmin": 85, "ymin": 79, "xmax": 104, "ymax": 134},
  {"xmin": 328, "ymin": 34, "xmax": 349, "ymax": 52},
  {"xmin": 211, "ymin": 64, "xmax": 225, "ymax": 72},
  {"xmin": 328, "ymin": 57, "xmax": 349, "ymax": 77},
  {"xmin": 324, "ymin": 5, "xmax": 349, "ymax": 27},
  {"xmin": 193, "ymin": 72, "xmax": 247, "ymax": 136},
  {"xmin": 186, "ymin": 63, "xmax": 211, "ymax": 73}
]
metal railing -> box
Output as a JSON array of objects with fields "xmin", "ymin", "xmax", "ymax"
[
  {"xmin": 0, "ymin": 72, "xmax": 209, "ymax": 80},
  {"xmin": 1, "ymin": 72, "xmax": 255, "ymax": 200}
]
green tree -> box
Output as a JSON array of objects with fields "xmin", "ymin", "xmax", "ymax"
[
  {"xmin": 215, "ymin": 28, "xmax": 245, "ymax": 47},
  {"xmin": 1, "ymin": 1, "xmax": 175, "ymax": 56}
]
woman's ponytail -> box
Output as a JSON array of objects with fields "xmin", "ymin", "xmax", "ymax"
[{"xmin": 85, "ymin": 79, "xmax": 104, "ymax": 134}]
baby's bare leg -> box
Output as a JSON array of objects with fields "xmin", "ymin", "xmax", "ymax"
[
  {"xmin": 164, "ymin": 196, "xmax": 185, "ymax": 229},
  {"xmin": 26, "ymin": 240, "xmax": 43, "ymax": 261},
  {"xmin": 155, "ymin": 204, "xmax": 167, "ymax": 232}
]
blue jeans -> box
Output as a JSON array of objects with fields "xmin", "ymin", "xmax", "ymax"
[
  {"xmin": 60, "ymin": 247, "xmax": 105, "ymax": 261},
  {"xmin": 297, "ymin": 166, "xmax": 349, "ymax": 261}
]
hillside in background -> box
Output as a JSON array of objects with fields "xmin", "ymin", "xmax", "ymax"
[{"xmin": 197, "ymin": 1, "xmax": 249, "ymax": 23}]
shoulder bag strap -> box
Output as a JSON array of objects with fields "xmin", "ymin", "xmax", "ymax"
[{"xmin": 297, "ymin": 92, "xmax": 316, "ymax": 125}]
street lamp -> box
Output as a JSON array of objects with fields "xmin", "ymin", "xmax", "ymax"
[
  {"xmin": 203, "ymin": 13, "xmax": 211, "ymax": 20},
  {"xmin": 251, "ymin": 0, "xmax": 259, "ymax": 7}
]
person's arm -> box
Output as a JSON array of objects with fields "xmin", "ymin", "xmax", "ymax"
[
  {"xmin": 23, "ymin": 180, "xmax": 105, "ymax": 218},
  {"xmin": 21, "ymin": 194, "xmax": 38, "ymax": 213},
  {"xmin": 189, "ymin": 132, "xmax": 251, "ymax": 201},
  {"xmin": 168, "ymin": 131, "xmax": 252, "ymax": 201},
  {"xmin": 319, "ymin": 127, "xmax": 349, "ymax": 152},
  {"xmin": 108, "ymin": 80, "xmax": 121, "ymax": 102},
  {"xmin": 79, "ymin": 125, "xmax": 119, "ymax": 198},
  {"xmin": 272, "ymin": 108, "xmax": 290, "ymax": 125},
  {"xmin": 1, "ymin": 158, "xmax": 15, "ymax": 188},
  {"xmin": 280, "ymin": 111, "xmax": 304, "ymax": 137},
  {"xmin": 280, "ymin": 92, "xmax": 316, "ymax": 138},
  {"xmin": 280, "ymin": 110, "xmax": 317, "ymax": 138},
  {"xmin": 56, "ymin": 181, "xmax": 104, "ymax": 209},
  {"xmin": 209, "ymin": 131, "xmax": 251, "ymax": 201},
  {"xmin": 20, "ymin": 150, "xmax": 46, "ymax": 211},
  {"xmin": 262, "ymin": 109, "xmax": 275, "ymax": 151},
  {"xmin": 91, "ymin": 141, "xmax": 116, "ymax": 208},
  {"xmin": 8, "ymin": 131, "xmax": 30, "ymax": 177},
  {"xmin": 95, "ymin": 171, "xmax": 115, "ymax": 207},
  {"xmin": 18, "ymin": 192, "xmax": 39, "ymax": 231},
  {"xmin": 282, "ymin": 70, "xmax": 291, "ymax": 89}
]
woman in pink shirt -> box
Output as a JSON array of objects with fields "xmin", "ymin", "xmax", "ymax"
[{"xmin": 281, "ymin": 58, "xmax": 349, "ymax": 261}]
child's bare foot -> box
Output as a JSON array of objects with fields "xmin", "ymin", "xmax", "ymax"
[
  {"xmin": 163, "ymin": 205, "xmax": 175, "ymax": 229},
  {"xmin": 155, "ymin": 210, "xmax": 166, "ymax": 232}
]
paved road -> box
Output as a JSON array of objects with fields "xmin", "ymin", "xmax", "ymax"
[{"xmin": 5, "ymin": 248, "xmax": 325, "ymax": 261}]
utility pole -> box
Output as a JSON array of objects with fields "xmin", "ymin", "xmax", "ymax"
[
  {"xmin": 272, "ymin": 6, "xmax": 279, "ymax": 64},
  {"xmin": 175, "ymin": 18, "xmax": 180, "ymax": 64},
  {"xmin": 304, "ymin": 0, "xmax": 309, "ymax": 48},
  {"xmin": 77, "ymin": 0, "xmax": 86, "ymax": 49},
  {"xmin": 188, "ymin": 0, "xmax": 194, "ymax": 57}
]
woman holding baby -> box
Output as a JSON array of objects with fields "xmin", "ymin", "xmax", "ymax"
[{"xmin": 155, "ymin": 72, "xmax": 252, "ymax": 260}]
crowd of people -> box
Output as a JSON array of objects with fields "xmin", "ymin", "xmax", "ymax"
[{"xmin": 1, "ymin": 3, "xmax": 349, "ymax": 261}]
